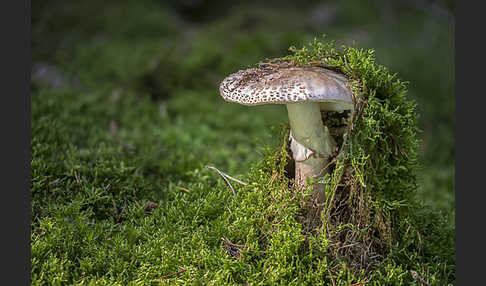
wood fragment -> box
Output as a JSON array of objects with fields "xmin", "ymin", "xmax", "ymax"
[
  {"xmin": 176, "ymin": 186, "xmax": 191, "ymax": 193},
  {"xmin": 221, "ymin": 237, "xmax": 247, "ymax": 249},
  {"xmin": 338, "ymin": 242, "xmax": 360, "ymax": 250},
  {"xmin": 221, "ymin": 237, "xmax": 253, "ymax": 259},
  {"xmin": 160, "ymin": 268, "xmax": 186, "ymax": 279},
  {"xmin": 144, "ymin": 201, "xmax": 158, "ymax": 212},
  {"xmin": 348, "ymin": 281, "xmax": 369, "ymax": 286}
]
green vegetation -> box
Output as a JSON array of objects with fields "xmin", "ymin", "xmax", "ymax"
[{"xmin": 32, "ymin": 0, "xmax": 454, "ymax": 284}]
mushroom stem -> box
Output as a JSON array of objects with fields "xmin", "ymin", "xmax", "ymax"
[{"xmin": 286, "ymin": 102, "xmax": 336, "ymax": 224}]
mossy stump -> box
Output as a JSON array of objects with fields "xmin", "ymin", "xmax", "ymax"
[{"xmin": 264, "ymin": 37, "xmax": 420, "ymax": 271}]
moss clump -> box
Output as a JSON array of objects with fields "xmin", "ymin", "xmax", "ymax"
[{"xmin": 254, "ymin": 36, "xmax": 421, "ymax": 273}]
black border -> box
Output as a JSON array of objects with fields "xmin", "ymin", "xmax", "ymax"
[
  {"xmin": 2, "ymin": 0, "xmax": 31, "ymax": 284},
  {"xmin": 456, "ymin": 0, "xmax": 481, "ymax": 285}
]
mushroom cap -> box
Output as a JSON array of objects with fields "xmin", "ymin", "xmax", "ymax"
[{"xmin": 219, "ymin": 66, "xmax": 353, "ymax": 109}]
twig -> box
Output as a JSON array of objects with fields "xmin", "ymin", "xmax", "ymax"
[
  {"xmin": 225, "ymin": 204, "xmax": 232, "ymax": 213},
  {"xmin": 348, "ymin": 281, "xmax": 369, "ymax": 286},
  {"xmin": 417, "ymin": 230, "xmax": 423, "ymax": 255},
  {"xmin": 268, "ymin": 172, "xmax": 278, "ymax": 185},
  {"xmin": 328, "ymin": 242, "xmax": 341, "ymax": 248},
  {"xmin": 206, "ymin": 165, "xmax": 248, "ymax": 186},
  {"xmin": 338, "ymin": 242, "xmax": 360, "ymax": 250},
  {"xmin": 74, "ymin": 170, "xmax": 80, "ymax": 184},
  {"xmin": 206, "ymin": 165, "xmax": 237, "ymax": 197},
  {"xmin": 161, "ymin": 268, "xmax": 186, "ymax": 279},
  {"xmin": 405, "ymin": 224, "xmax": 411, "ymax": 236},
  {"xmin": 327, "ymin": 269, "xmax": 336, "ymax": 286},
  {"xmin": 221, "ymin": 237, "xmax": 247, "ymax": 259},
  {"xmin": 221, "ymin": 237, "xmax": 247, "ymax": 249},
  {"xmin": 263, "ymin": 268, "xmax": 270, "ymax": 278},
  {"xmin": 176, "ymin": 186, "xmax": 191, "ymax": 193},
  {"xmin": 221, "ymin": 237, "xmax": 253, "ymax": 259}
]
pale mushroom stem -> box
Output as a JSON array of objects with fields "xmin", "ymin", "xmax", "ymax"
[{"xmin": 286, "ymin": 102, "xmax": 336, "ymax": 224}]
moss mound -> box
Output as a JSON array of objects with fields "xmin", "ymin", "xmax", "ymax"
[
  {"xmin": 213, "ymin": 37, "xmax": 454, "ymax": 284},
  {"xmin": 242, "ymin": 36, "xmax": 425, "ymax": 273}
]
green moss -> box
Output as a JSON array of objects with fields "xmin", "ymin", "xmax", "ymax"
[
  {"xmin": 248, "ymin": 36, "xmax": 453, "ymax": 282},
  {"xmin": 31, "ymin": 1, "xmax": 454, "ymax": 283}
]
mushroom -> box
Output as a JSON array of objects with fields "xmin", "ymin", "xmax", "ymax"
[{"xmin": 219, "ymin": 65, "xmax": 353, "ymax": 220}]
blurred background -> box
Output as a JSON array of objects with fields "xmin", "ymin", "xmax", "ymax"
[{"xmin": 32, "ymin": 0, "xmax": 455, "ymax": 220}]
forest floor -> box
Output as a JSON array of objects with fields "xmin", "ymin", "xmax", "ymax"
[{"xmin": 31, "ymin": 1, "xmax": 455, "ymax": 284}]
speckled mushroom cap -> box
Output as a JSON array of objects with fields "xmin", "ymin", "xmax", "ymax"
[{"xmin": 219, "ymin": 66, "xmax": 353, "ymax": 108}]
